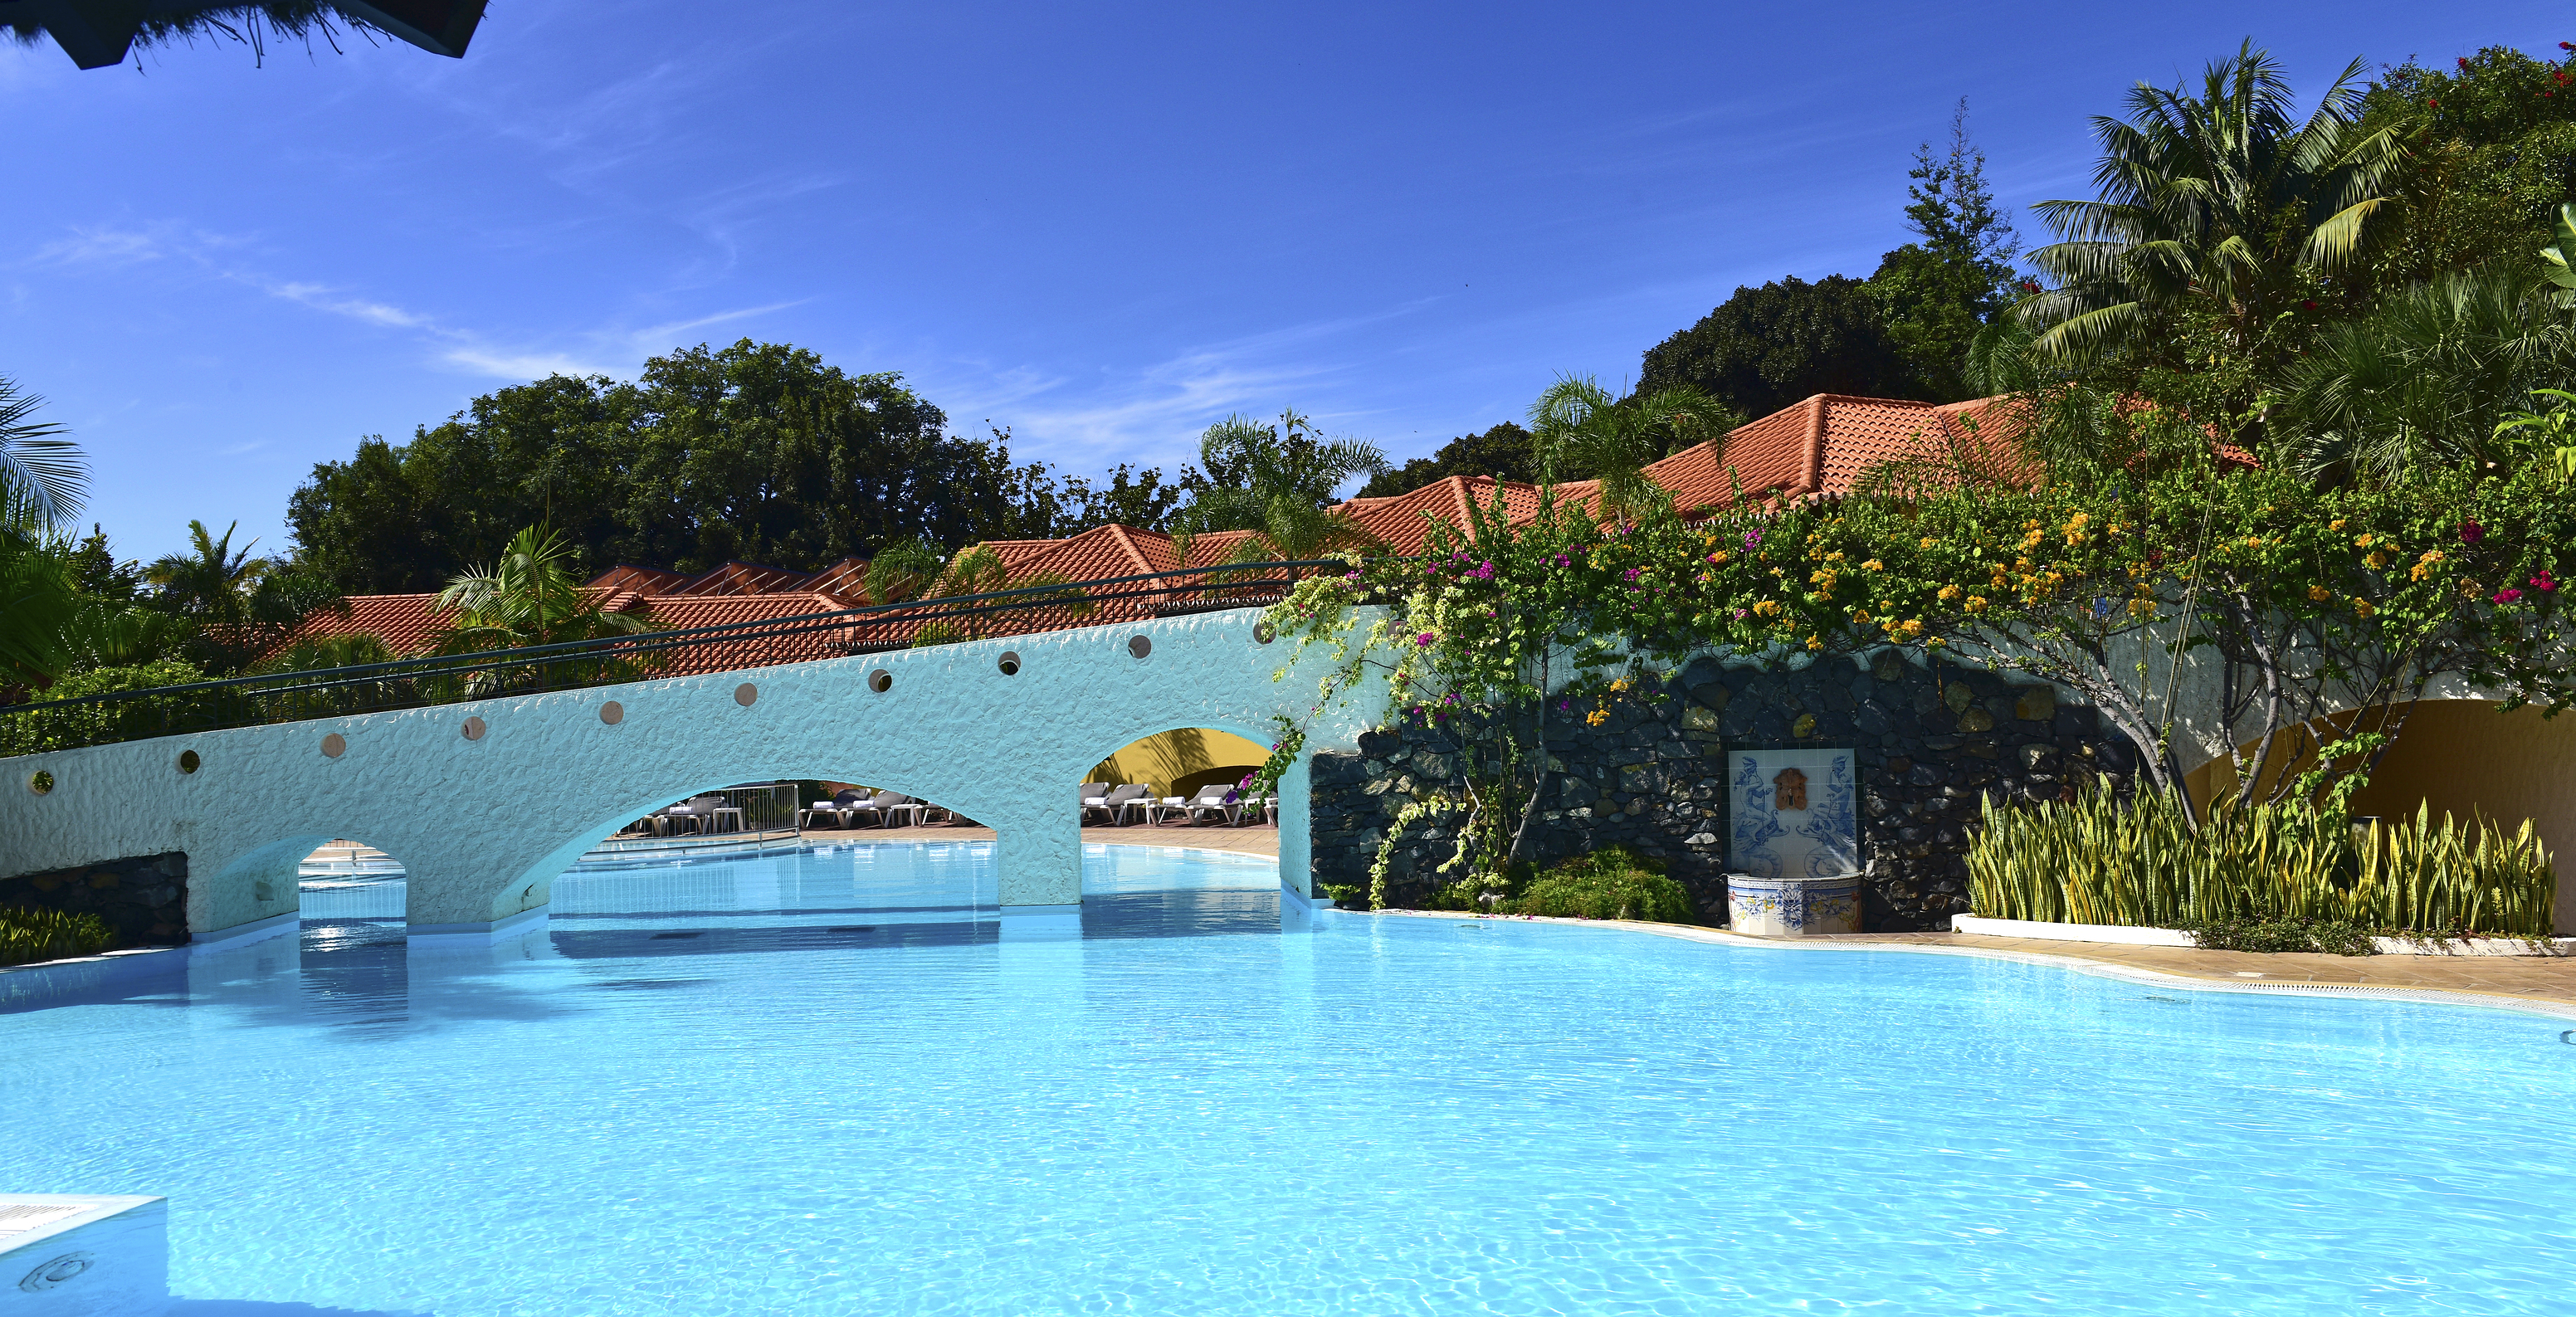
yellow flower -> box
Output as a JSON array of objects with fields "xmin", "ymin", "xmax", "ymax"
[
  {"xmin": 1825, "ymin": 550, "xmax": 1846, "ymax": 563},
  {"xmin": 2353, "ymin": 534, "xmax": 2374, "ymax": 549},
  {"xmin": 1608, "ymin": 678, "xmax": 1629, "ymax": 692},
  {"xmin": 2330, "ymin": 519, "xmax": 2346, "ymax": 531},
  {"xmin": 1920, "ymin": 536, "xmax": 1938, "ymax": 549},
  {"xmin": 1805, "ymin": 635, "xmax": 1823, "ymax": 651},
  {"xmin": 2366, "ymin": 550, "xmax": 2391, "ymax": 569},
  {"xmin": 1850, "ymin": 608, "xmax": 1872, "ymax": 624},
  {"xmin": 2307, "ymin": 584, "xmax": 2331, "ymax": 602},
  {"xmin": 1938, "ymin": 583, "xmax": 1962, "ymax": 602},
  {"xmin": 1753, "ymin": 599, "xmax": 1781, "ymax": 617},
  {"xmin": 1705, "ymin": 549, "xmax": 1730, "ymax": 565},
  {"xmin": 1863, "ymin": 559, "xmax": 1884, "ymax": 572},
  {"xmin": 2126, "ymin": 598, "xmax": 2155, "ymax": 617},
  {"xmin": 1584, "ymin": 709, "xmax": 1608, "ymax": 727},
  {"xmin": 1899, "ymin": 618, "xmax": 1924, "ymax": 637},
  {"xmin": 2351, "ymin": 598, "xmax": 2375, "ymax": 619},
  {"xmin": 1964, "ymin": 595, "xmax": 1988, "ymax": 613}
]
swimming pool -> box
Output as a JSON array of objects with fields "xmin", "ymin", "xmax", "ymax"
[{"xmin": 4, "ymin": 842, "xmax": 2571, "ymax": 1314}]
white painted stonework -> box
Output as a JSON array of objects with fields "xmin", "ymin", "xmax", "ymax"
[{"xmin": 0, "ymin": 609, "xmax": 1379, "ymax": 939}]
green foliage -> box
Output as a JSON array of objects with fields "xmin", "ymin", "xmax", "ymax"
[
  {"xmin": 1527, "ymin": 375, "xmax": 1741, "ymax": 520},
  {"xmin": 2021, "ymin": 40, "xmax": 2405, "ymax": 431},
  {"xmin": 2359, "ymin": 46, "xmax": 2576, "ymax": 290},
  {"xmin": 1172, "ymin": 409, "xmax": 1389, "ymax": 560},
  {"xmin": 1356, "ymin": 422, "xmax": 1539, "ymax": 499},
  {"xmin": 0, "ymin": 659, "xmax": 212, "ymax": 755},
  {"xmin": 2178, "ymin": 917, "xmax": 2379, "ymax": 956},
  {"xmin": 252, "ymin": 630, "xmax": 397, "ymax": 675},
  {"xmin": 1638, "ymin": 275, "xmax": 1917, "ymax": 417},
  {"xmin": 1509, "ymin": 846, "xmax": 1697, "ymax": 923},
  {"xmin": 1871, "ymin": 100, "xmax": 2023, "ymax": 401},
  {"xmin": 0, "ymin": 374, "xmax": 84, "ymax": 532},
  {"xmin": 1968, "ymin": 781, "xmax": 2555, "ymax": 937},
  {"xmin": 2276, "ymin": 265, "xmax": 2574, "ymax": 484},
  {"xmin": 0, "ymin": 905, "xmax": 115, "ymax": 967},
  {"xmin": 0, "ymin": 531, "xmax": 78, "ymax": 691}
]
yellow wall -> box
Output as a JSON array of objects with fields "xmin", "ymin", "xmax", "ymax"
[
  {"xmin": 1087, "ymin": 728, "xmax": 1270, "ymax": 799},
  {"xmin": 2186, "ymin": 700, "xmax": 2576, "ymax": 933}
]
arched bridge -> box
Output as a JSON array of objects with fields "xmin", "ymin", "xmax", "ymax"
[{"xmin": 0, "ymin": 584, "xmax": 1378, "ymax": 944}]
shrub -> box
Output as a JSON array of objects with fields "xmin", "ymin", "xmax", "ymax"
[
  {"xmin": 2179, "ymin": 917, "xmax": 2379, "ymax": 956},
  {"xmin": 0, "ymin": 905, "xmax": 115, "ymax": 967},
  {"xmin": 1968, "ymin": 778, "xmax": 2556, "ymax": 937},
  {"xmin": 1509, "ymin": 846, "xmax": 1698, "ymax": 923},
  {"xmin": 0, "ymin": 660, "xmax": 209, "ymax": 755}
]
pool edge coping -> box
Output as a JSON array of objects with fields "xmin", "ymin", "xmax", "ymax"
[{"xmin": 1358, "ymin": 910, "xmax": 2576, "ymax": 1022}]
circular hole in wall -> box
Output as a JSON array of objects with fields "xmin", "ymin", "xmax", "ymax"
[
  {"xmin": 178, "ymin": 749, "xmax": 201, "ymax": 774},
  {"xmin": 462, "ymin": 716, "xmax": 487, "ymax": 742},
  {"xmin": 1128, "ymin": 635, "xmax": 1152, "ymax": 660},
  {"xmin": 320, "ymin": 733, "xmax": 347, "ymax": 759},
  {"xmin": 1253, "ymin": 621, "xmax": 1276, "ymax": 645},
  {"xmin": 27, "ymin": 769, "xmax": 54, "ymax": 796},
  {"xmin": 600, "ymin": 701, "xmax": 625, "ymax": 725},
  {"xmin": 734, "ymin": 682, "xmax": 759, "ymax": 707},
  {"xmin": 868, "ymin": 670, "xmax": 893, "ymax": 694},
  {"xmin": 997, "ymin": 651, "xmax": 1021, "ymax": 676}
]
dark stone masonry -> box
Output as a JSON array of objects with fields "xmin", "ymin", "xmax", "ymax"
[
  {"xmin": 0, "ymin": 851, "xmax": 190, "ymax": 948},
  {"xmin": 1308, "ymin": 651, "xmax": 2136, "ymax": 931}
]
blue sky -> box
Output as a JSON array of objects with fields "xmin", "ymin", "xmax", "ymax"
[{"xmin": 3, "ymin": 1, "xmax": 2564, "ymax": 563}]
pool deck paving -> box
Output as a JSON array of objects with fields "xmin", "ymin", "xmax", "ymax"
[{"xmin": 1811, "ymin": 929, "xmax": 2576, "ymax": 1007}]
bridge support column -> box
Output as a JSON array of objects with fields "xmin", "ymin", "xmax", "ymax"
[{"xmin": 993, "ymin": 807, "xmax": 1081, "ymax": 912}]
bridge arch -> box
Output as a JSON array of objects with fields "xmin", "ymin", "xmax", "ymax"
[{"xmin": 0, "ymin": 609, "xmax": 1379, "ymax": 943}]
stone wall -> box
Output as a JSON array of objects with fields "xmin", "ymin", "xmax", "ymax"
[
  {"xmin": 0, "ymin": 851, "xmax": 189, "ymax": 947},
  {"xmin": 1308, "ymin": 651, "xmax": 2136, "ymax": 930}
]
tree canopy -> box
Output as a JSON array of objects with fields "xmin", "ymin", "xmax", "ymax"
[{"xmin": 286, "ymin": 339, "xmax": 1183, "ymax": 593}]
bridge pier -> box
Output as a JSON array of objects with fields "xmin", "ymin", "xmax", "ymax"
[{"xmin": 993, "ymin": 807, "xmax": 1083, "ymax": 911}]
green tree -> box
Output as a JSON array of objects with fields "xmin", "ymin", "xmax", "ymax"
[
  {"xmin": 1526, "ymin": 376, "xmax": 1740, "ymax": 520},
  {"xmin": 1174, "ymin": 410, "xmax": 1389, "ymax": 561},
  {"xmin": 2357, "ymin": 45, "xmax": 2576, "ymax": 290},
  {"xmin": 2019, "ymin": 40, "xmax": 2407, "ymax": 430},
  {"xmin": 0, "ymin": 376, "xmax": 82, "ymax": 691},
  {"xmin": 0, "ymin": 375, "xmax": 85, "ymax": 529},
  {"xmin": 1868, "ymin": 100, "xmax": 2022, "ymax": 401},
  {"xmin": 2277, "ymin": 262, "xmax": 2574, "ymax": 484},
  {"xmin": 287, "ymin": 340, "xmax": 1104, "ymax": 592},
  {"xmin": 430, "ymin": 524, "xmax": 656, "ymax": 654},
  {"xmin": 1356, "ymin": 422, "xmax": 1540, "ymax": 499},
  {"xmin": 1637, "ymin": 275, "xmax": 1915, "ymax": 417}
]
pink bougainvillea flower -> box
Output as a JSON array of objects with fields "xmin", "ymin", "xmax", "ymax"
[
  {"xmin": 2460, "ymin": 521, "xmax": 2485, "ymax": 544},
  {"xmin": 1416, "ymin": 632, "xmax": 1437, "ymax": 646},
  {"xmin": 2495, "ymin": 588, "xmax": 2524, "ymax": 603},
  {"xmin": 2532, "ymin": 571, "xmax": 2559, "ymax": 593}
]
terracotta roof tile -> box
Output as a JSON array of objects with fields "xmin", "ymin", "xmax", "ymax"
[
  {"xmin": 669, "ymin": 560, "xmax": 815, "ymax": 597},
  {"xmin": 585, "ymin": 564, "xmax": 689, "ymax": 594}
]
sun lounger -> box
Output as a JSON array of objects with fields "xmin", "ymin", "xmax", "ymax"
[
  {"xmin": 1183, "ymin": 784, "xmax": 1238, "ymax": 826},
  {"xmin": 845, "ymin": 791, "xmax": 914, "ymax": 829}
]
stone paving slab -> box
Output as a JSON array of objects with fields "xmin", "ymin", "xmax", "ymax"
[{"xmin": 1789, "ymin": 930, "xmax": 2576, "ymax": 1007}]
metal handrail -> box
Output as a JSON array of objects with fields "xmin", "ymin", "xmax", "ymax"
[{"xmin": 0, "ymin": 559, "xmax": 1346, "ymax": 755}]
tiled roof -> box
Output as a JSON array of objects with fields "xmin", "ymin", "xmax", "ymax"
[
  {"xmin": 668, "ymin": 560, "xmax": 816, "ymax": 597},
  {"xmin": 587, "ymin": 564, "xmax": 689, "ymax": 595},
  {"xmin": 803, "ymin": 556, "xmax": 873, "ymax": 605},
  {"xmin": 291, "ymin": 593, "xmax": 448, "ymax": 657},
  {"xmin": 1334, "ymin": 476, "xmax": 1551, "ymax": 554}
]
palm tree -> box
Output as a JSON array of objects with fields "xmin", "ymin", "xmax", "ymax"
[
  {"xmin": 2277, "ymin": 263, "xmax": 2573, "ymax": 484},
  {"xmin": 1525, "ymin": 375, "xmax": 1739, "ymax": 521},
  {"xmin": 1185, "ymin": 410, "xmax": 1389, "ymax": 563},
  {"xmin": 432, "ymin": 524, "xmax": 654, "ymax": 651},
  {"xmin": 146, "ymin": 519, "xmax": 273, "ymax": 666},
  {"xmin": 0, "ymin": 375, "xmax": 85, "ymax": 532},
  {"xmin": 2020, "ymin": 42, "xmax": 2405, "ymax": 371}
]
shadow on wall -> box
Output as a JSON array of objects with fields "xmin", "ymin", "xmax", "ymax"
[
  {"xmin": 1089, "ymin": 727, "xmax": 1267, "ymax": 799},
  {"xmin": 2185, "ymin": 699, "xmax": 2576, "ymax": 934}
]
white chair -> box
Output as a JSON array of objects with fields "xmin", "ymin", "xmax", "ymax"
[{"xmin": 1183, "ymin": 785, "xmax": 1237, "ymax": 826}]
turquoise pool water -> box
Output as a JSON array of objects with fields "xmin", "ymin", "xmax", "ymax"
[{"xmin": 3, "ymin": 842, "xmax": 2571, "ymax": 1315}]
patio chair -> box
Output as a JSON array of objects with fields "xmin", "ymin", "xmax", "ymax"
[
  {"xmin": 1081, "ymin": 782, "xmax": 1115, "ymax": 824},
  {"xmin": 1183, "ymin": 784, "xmax": 1238, "ymax": 826},
  {"xmin": 1102, "ymin": 783, "xmax": 1151, "ymax": 826},
  {"xmin": 846, "ymin": 791, "xmax": 915, "ymax": 829}
]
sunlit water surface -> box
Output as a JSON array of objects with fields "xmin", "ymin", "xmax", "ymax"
[{"xmin": 2, "ymin": 841, "xmax": 2571, "ymax": 1315}]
